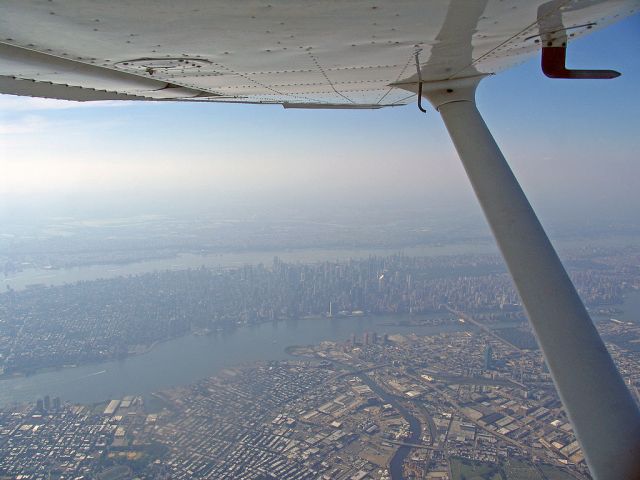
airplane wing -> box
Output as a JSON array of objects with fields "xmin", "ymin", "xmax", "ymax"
[
  {"xmin": 3, "ymin": 2, "xmax": 640, "ymax": 480},
  {"xmin": 0, "ymin": 0, "xmax": 637, "ymax": 107}
]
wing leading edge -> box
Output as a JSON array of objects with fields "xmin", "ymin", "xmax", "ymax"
[{"xmin": 0, "ymin": 0, "xmax": 637, "ymax": 107}]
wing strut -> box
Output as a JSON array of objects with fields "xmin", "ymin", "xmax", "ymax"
[{"xmin": 419, "ymin": 76, "xmax": 640, "ymax": 480}]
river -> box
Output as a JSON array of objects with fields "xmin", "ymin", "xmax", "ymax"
[
  {"xmin": 2, "ymin": 290, "xmax": 639, "ymax": 408},
  {"xmin": 353, "ymin": 370, "xmax": 422, "ymax": 480},
  {"xmin": 0, "ymin": 314, "xmax": 472, "ymax": 407}
]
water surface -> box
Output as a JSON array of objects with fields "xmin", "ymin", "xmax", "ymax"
[{"xmin": 0, "ymin": 314, "xmax": 465, "ymax": 406}]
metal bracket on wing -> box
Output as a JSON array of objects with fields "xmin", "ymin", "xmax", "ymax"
[
  {"xmin": 535, "ymin": 1, "xmax": 620, "ymax": 80},
  {"xmin": 414, "ymin": 51, "xmax": 427, "ymax": 113},
  {"xmin": 541, "ymin": 45, "xmax": 620, "ymax": 79}
]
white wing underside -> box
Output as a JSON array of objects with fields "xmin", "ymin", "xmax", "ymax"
[{"xmin": 0, "ymin": 0, "xmax": 637, "ymax": 108}]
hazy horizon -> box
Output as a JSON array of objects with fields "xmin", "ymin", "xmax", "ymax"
[{"xmin": 1, "ymin": 14, "xmax": 639, "ymax": 233}]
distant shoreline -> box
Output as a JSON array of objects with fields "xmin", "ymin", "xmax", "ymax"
[
  {"xmin": 2, "ymin": 288, "xmax": 637, "ymax": 382},
  {"xmin": 0, "ymin": 313, "xmax": 438, "ymax": 380},
  {"xmin": 0, "ymin": 340, "xmax": 162, "ymax": 381}
]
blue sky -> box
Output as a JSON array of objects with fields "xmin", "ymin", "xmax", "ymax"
[{"xmin": 0, "ymin": 13, "xmax": 638, "ymax": 223}]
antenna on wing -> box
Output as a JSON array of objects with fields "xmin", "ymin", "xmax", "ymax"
[{"xmin": 414, "ymin": 51, "xmax": 428, "ymax": 113}]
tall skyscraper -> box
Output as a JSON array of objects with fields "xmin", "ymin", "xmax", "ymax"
[{"xmin": 484, "ymin": 345, "xmax": 493, "ymax": 370}]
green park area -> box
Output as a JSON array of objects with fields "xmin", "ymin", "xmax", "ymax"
[{"xmin": 450, "ymin": 457, "xmax": 578, "ymax": 480}]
